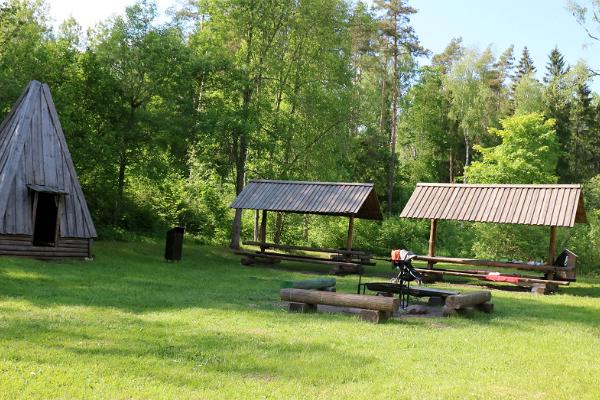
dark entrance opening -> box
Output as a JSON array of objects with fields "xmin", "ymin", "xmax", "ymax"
[{"xmin": 33, "ymin": 192, "xmax": 59, "ymax": 247}]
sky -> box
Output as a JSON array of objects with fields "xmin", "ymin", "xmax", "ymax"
[
  {"xmin": 408, "ymin": 0, "xmax": 599, "ymax": 89},
  {"xmin": 45, "ymin": 0, "xmax": 599, "ymax": 90}
]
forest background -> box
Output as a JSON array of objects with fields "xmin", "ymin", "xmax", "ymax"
[{"xmin": 1, "ymin": 0, "xmax": 599, "ymax": 272}]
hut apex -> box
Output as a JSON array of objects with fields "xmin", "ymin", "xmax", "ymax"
[{"xmin": 0, "ymin": 80, "xmax": 96, "ymax": 259}]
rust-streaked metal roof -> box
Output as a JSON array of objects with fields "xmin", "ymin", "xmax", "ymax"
[
  {"xmin": 400, "ymin": 183, "xmax": 586, "ymax": 227},
  {"xmin": 230, "ymin": 180, "xmax": 383, "ymax": 220}
]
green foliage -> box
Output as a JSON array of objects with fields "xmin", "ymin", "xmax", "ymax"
[
  {"xmin": 567, "ymin": 174, "xmax": 600, "ymax": 272},
  {"xmin": 444, "ymin": 48, "xmax": 496, "ymax": 168},
  {"xmin": 465, "ymin": 113, "xmax": 560, "ymax": 260},
  {"xmin": 466, "ymin": 113, "xmax": 559, "ymax": 184},
  {"xmin": 513, "ymin": 74, "xmax": 545, "ymax": 114},
  {"xmin": 399, "ymin": 66, "xmax": 453, "ymax": 184}
]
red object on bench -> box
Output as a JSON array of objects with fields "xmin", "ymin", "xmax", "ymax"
[{"xmin": 484, "ymin": 273, "xmax": 520, "ymax": 284}]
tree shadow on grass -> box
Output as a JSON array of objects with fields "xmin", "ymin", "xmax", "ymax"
[
  {"xmin": 0, "ymin": 312, "xmax": 378, "ymax": 391},
  {"xmin": 0, "ymin": 244, "xmax": 295, "ymax": 313}
]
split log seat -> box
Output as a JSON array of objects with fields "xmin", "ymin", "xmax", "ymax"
[{"xmin": 280, "ymin": 288, "xmax": 399, "ymax": 323}]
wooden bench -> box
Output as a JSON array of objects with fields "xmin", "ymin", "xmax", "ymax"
[
  {"xmin": 413, "ymin": 252, "xmax": 576, "ymax": 294},
  {"xmin": 240, "ymin": 241, "xmax": 374, "ymax": 275},
  {"xmin": 280, "ymin": 288, "xmax": 399, "ymax": 323}
]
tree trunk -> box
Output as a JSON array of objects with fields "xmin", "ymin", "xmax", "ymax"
[
  {"xmin": 303, "ymin": 215, "xmax": 309, "ymax": 242},
  {"xmin": 229, "ymin": 26, "xmax": 254, "ymax": 250},
  {"xmin": 273, "ymin": 212, "xmax": 284, "ymax": 244},
  {"xmin": 379, "ymin": 54, "xmax": 388, "ymax": 135},
  {"xmin": 387, "ymin": 19, "xmax": 399, "ymax": 216},
  {"xmin": 463, "ymin": 132, "xmax": 470, "ymax": 183},
  {"xmin": 112, "ymin": 151, "xmax": 127, "ymax": 226},
  {"xmin": 229, "ymin": 131, "xmax": 248, "ymax": 249},
  {"xmin": 449, "ymin": 151, "xmax": 454, "ymax": 183},
  {"xmin": 253, "ymin": 210, "xmax": 260, "ymax": 241}
]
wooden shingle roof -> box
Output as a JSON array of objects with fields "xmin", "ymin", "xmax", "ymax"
[
  {"xmin": 230, "ymin": 180, "xmax": 383, "ymax": 220},
  {"xmin": 400, "ymin": 183, "xmax": 586, "ymax": 227}
]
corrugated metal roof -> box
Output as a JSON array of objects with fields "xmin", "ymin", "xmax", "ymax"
[
  {"xmin": 0, "ymin": 81, "xmax": 96, "ymax": 238},
  {"xmin": 230, "ymin": 180, "xmax": 383, "ymax": 220},
  {"xmin": 400, "ymin": 183, "xmax": 586, "ymax": 227}
]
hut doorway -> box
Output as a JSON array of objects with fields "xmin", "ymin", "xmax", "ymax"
[{"xmin": 32, "ymin": 192, "xmax": 59, "ymax": 247}]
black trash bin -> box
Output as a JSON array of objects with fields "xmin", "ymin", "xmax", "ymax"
[{"xmin": 165, "ymin": 227, "xmax": 185, "ymax": 262}]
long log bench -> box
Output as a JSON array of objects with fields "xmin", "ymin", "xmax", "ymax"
[
  {"xmin": 413, "ymin": 251, "xmax": 577, "ymax": 294},
  {"xmin": 240, "ymin": 241, "xmax": 374, "ymax": 275},
  {"xmin": 280, "ymin": 288, "xmax": 399, "ymax": 323}
]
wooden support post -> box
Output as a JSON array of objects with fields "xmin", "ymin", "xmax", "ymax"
[
  {"xmin": 427, "ymin": 219, "xmax": 438, "ymax": 269},
  {"xmin": 547, "ymin": 225, "xmax": 558, "ymax": 281},
  {"xmin": 260, "ymin": 210, "xmax": 267, "ymax": 253},
  {"xmin": 253, "ymin": 210, "xmax": 260, "ymax": 241},
  {"xmin": 347, "ymin": 215, "xmax": 354, "ymax": 251},
  {"xmin": 548, "ymin": 225, "xmax": 557, "ymax": 265}
]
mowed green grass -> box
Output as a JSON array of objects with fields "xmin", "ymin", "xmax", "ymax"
[{"xmin": 0, "ymin": 240, "xmax": 599, "ymax": 399}]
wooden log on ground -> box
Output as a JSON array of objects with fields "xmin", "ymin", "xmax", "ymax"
[
  {"xmin": 475, "ymin": 302, "xmax": 494, "ymax": 313},
  {"xmin": 456, "ymin": 306, "xmax": 475, "ymax": 317},
  {"xmin": 280, "ymin": 288, "xmax": 399, "ymax": 312},
  {"xmin": 288, "ymin": 302, "xmax": 317, "ymax": 313},
  {"xmin": 240, "ymin": 254, "xmax": 280, "ymax": 265},
  {"xmin": 280, "ymin": 278, "xmax": 336, "ymax": 290},
  {"xmin": 359, "ymin": 310, "xmax": 391, "ymax": 323},
  {"xmin": 445, "ymin": 291, "xmax": 492, "ymax": 310}
]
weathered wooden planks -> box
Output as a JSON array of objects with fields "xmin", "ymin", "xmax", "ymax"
[
  {"xmin": 0, "ymin": 80, "xmax": 97, "ymax": 244},
  {"xmin": 0, "ymin": 237, "xmax": 91, "ymax": 259}
]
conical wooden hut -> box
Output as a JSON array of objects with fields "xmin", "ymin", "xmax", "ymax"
[{"xmin": 0, "ymin": 80, "xmax": 96, "ymax": 259}]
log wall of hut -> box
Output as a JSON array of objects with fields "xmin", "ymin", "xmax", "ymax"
[{"xmin": 0, "ymin": 235, "xmax": 92, "ymax": 259}]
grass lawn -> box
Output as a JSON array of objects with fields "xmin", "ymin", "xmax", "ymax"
[{"xmin": 0, "ymin": 240, "xmax": 599, "ymax": 399}]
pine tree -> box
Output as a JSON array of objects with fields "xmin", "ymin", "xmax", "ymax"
[
  {"xmin": 496, "ymin": 45, "xmax": 515, "ymax": 82},
  {"xmin": 515, "ymin": 46, "xmax": 536, "ymax": 82},
  {"xmin": 374, "ymin": 0, "xmax": 426, "ymax": 215},
  {"xmin": 569, "ymin": 79, "xmax": 597, "ymax": 181},
  {"xmin": 543, "ymin": 47, "xmax": 571, "ymax": 181},
  {"xmin": 431, "ymin": 37, "xmax": 463, "ymax": 74},
  {"xmin": 489, "ymin": 45, "xmax": 514, "ymax": 116},
  {"xmin": 544, "ymin": 46, "xmax": 568, "ymax": 83}
]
